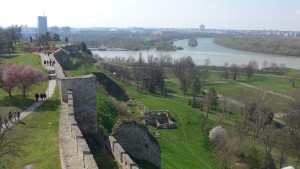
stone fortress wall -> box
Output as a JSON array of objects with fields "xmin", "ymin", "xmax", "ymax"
[
  {"xmin": 60, "ymin": 74, "xmax": 97, "ymax": 134},
  {"xmin": 113, "ymin": 122, "xmax": 161, "ymax": 169},
  {"xmin": 58, "ymin": 75, "xmax": 98, "ymax": 169},
  {"xmin": 66, "ymin": 91, "xmax": 98, "ymax": 168},
  {"xmin": 58, "ymin": 73, "xmax": 160, "ymax": 169}
]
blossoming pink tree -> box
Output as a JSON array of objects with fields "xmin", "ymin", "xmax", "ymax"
[
  {"xmin": 0, "ymin": 63, "xmax": 18, "ymax": 97},
  {"xmin": 1, "ymin": 63, "xmax": 47, "ymax": 98}
]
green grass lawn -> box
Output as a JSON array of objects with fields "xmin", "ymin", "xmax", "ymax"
[
  {"xmin": 0, "ymin": 52, "xmax": 48, "ymax": 117},
  {"xmin": 238, "ymin": 75, "xmax": 300, "ymax": 95},
  {"xmin": 9, "ymin": 84, "xmax": 61, "ymax": 169}
]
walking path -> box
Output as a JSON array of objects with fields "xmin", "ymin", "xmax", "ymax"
[
  {"xmin": 237, "ymin": 82, "xmax": 295, "ymax": 101},
  {"xmin": 1, "ymin": 53, "xmax": 57, "ymax": 132}
]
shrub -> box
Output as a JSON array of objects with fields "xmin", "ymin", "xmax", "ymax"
[{"xmin": 209, "ymin": 126, "xmax": 227, "ymax": 146}]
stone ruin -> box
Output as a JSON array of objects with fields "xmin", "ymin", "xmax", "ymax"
[{"xmin": 142, "ymin": 110, "xmax": 176, "ymax": 129}]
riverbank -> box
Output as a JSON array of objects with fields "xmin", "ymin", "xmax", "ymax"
[
  {"xmin": 213, "ymin": 36, "xmax": 300, "ymax": 57},
  {"xmin": 92, "ymin": 38, "xmax": 300, "ymax": 69}
]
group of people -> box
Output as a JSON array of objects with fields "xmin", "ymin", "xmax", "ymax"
[
  {"xmin": 0, "ymin": 111, "xmax": 21, "ymax": 132},
  {"xmin": 35, "ymin": 93, "xmax": 47, "ymax": 101},
  {"xmin": 43, "ymin": 59, "xmax": 55, "ymax": 66}
]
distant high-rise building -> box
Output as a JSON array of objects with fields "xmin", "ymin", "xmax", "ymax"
[
  {"xmin": 199, "ymin": 24, "xmax": 205, "ymax": 32},
  {"xmin": 50, "ymin": 26, "xmax": 59, "ymax": 34},
  {"xmin": 38, "ymin": 16, "xmax": 48, "ymax": 35},
  {"xmin": 61, "ymin": 26, "xmax": 71, "ymax": 35}
]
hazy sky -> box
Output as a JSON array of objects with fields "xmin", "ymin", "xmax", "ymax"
[{"xmin": 1, "ymin": 0, "xmax": 300, "ymax": 31}]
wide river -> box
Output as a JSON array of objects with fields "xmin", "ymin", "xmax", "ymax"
[{"xmin": 92, "ymin": 38, "xmax": 300, "ymax": 69}]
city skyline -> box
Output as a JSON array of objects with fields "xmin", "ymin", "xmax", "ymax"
[{"xmin": 1, "ymin": 0, "xmax": 300, "ymax": 31}]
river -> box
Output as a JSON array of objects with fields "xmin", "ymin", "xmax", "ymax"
[{"xmin": 91, "ymin": 38, "xmax": 300, "ymax": 69}]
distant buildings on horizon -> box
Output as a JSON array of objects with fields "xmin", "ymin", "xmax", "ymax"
[{"xmin": 2, "ymin": 17, "xmax": 300, "ymax": 38}]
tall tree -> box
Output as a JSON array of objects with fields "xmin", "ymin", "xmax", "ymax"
[
  {"xmin": 208, "ymin": 87, "xmax": 218, "ymax": 109},
  {"xmin": 230, "ymin": 64, "xmax": 239, "ymax": 80},
  {"xmin": 285, "ymin": 71, "xmax": 300, "ymax": 88},
  {"xmin": 0, "ymin": 63, "xmax": 18, "ymax": 97},
  {"xmin": 0, "ymin": 129, "xmax": 23, "ymax": 168},
  {"xmin": 9, "ymin": 64, "xmax": 47, "ymax": 98}
]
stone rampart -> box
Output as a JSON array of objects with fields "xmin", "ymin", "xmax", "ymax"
[
  {"xmin": 113, "ymin": 122, "xmax": 161, "ymax": 168},
  {"xmin": 68, "ymin": 92, "xmax": 98, "ymax": 168},
  {"xmin": 60, "ymin": 75, "xmax": 97, "ymax": 134},
  {"xmin": 108, "ymin": 136, "xmax": 138, "ymax": 169}
]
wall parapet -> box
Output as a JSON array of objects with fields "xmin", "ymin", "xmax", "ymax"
[
  {"xmin": 59, "ymin": 90, "xmax": 98, "ymax": 169},
  {"xmin": 68, "ymin": 91, "xmax": 98, "ymax": 169},
  {"xmin": 108, "ymin": 136, "xmax": 139, "ymax": 169}
]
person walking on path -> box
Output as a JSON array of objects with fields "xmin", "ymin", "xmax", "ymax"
[
  {"xmin": 40, "ymin": 93, "xmax": 44, "ymax": 101},
  {"xmin": 35, "ymin": 93, "xmax": 39, "ymax": 101},
  {"xmin": 43, "ymin": 93, "xmax": 47, "ymax": 101},
  {"xmin": 17, "ymin": 112, "xmax": 20, "ymax": 121}
]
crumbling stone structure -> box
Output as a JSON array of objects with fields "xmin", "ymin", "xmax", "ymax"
[
  {"xmin": 60, "ymin": 74, "xmax": 97, "ymax": 134},
  {"xmin": 143, "ymin": 110, "xmax": 176, "ymax": 129},
  {"xmin": 113, "ymin": 122, "xmax": 161, "ymax": 168}
]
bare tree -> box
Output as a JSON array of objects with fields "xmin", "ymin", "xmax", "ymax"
[
  {"xmin": 0, "ymin": 130, "xmax": 23, "ymax": 168},
  {"xmin": 230, "ymin": 64, "xmax": 239, "ymax": 80},
  {"xmin": 201, "ymin": 58, "xmax": 210, "ymax": 82},
  {"xmin": 220, "ymin": 95, "xmax": 231, "ymax": 125},
  {"xmin": 248, "ymin": 92, "xmax": 273, "ymax": 140},
  {"xmin": 204, "ymin": 94, "xmax": 211, "ymax": 118},
  {"xmin": 245, "ymin": 60, "xmax": 258, "ymax": 79},
  {"xmin": 285, "ymin": 71, "xmax": 300, "ymax": 88}
]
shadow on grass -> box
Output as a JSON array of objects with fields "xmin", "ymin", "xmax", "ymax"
[
  {"xmin": 0, "ymin": 55, "xmax": 18, "ymax": 59},
  {"xmin": 0, "ymin": 95, "xmax": 36, "ymax": 111},
  {"xmin": 36, "ymin": 98, "xmax": 61, "ymax": 112},
  {"xmin": 94, "ymin": 72, "xmax": 129, "ymax": 101}
]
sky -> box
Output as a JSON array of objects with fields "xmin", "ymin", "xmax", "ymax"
[{"xmin": 1, "ymin": 0, "xmax": 300, "ymax": 31}]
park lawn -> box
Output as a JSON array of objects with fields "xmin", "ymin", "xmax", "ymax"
[
  {"xmin": 238, "ymin": 75, "xmax": 300, "ymax": 95},
  {"xmin": 1, "ymin": 52, "xmax": 46, "ymax": 73},
  {"xmin": 9, "ymin": 84, "xmax": 61, "ymax": 169},
  {"xmin": 0, "ymin": 52, "xmax": 48, "ymax": 117},
  {"xmin": 203, "ymin": 82, "xmax": 257, "ymax": 102},
  {"xmin": 205, "ymin": 71, "xmax": 223, "ymax": 82},
  {"xmin": 165, "ymin": 77, "xmax": 182, "ymax": 95}
]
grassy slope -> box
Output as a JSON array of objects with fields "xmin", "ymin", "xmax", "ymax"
[
  {"xmin": 126, "ymin": 84, "xmax": 222, "ymax": 169},
  {"xmin": 10, "ymin": 85, "xmax": 61, "ymax": 169}
]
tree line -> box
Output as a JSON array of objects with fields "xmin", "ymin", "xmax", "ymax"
[
  {"xmin": 214, "ymin": 36, "xmax": 300, "ymax": 57},
  {"xmin": 0, "ymin": 26, "xmax": 22, "ymax": 56},
  {"xmin": 70, "ymin": 31, "xmax": 223, "ymax": 51}
]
